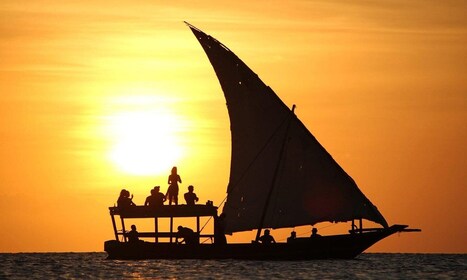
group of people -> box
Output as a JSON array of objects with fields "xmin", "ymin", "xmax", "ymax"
[
  {"xmin": 126, "ymin": 214, "xmax": 227, "ymax": 245},
  {"xmin": 127, "ymin": 224, "xmax": 200, "ymax": 245},
  {"xmin": 127, "ymin": 225, "xmax": 321, "ymax": 245},
  {"xmin": 177, "ymin": 215, "xmax": 228, "ymax": 245},
  {"xmin": 119, "ymin": 166, "xmax": 324, "ymax": 245},
  {"xmin": 257, "ymin": 227, "xmax": 321, "ymax": 244},
  {"xmin": 118, "ymin": 166, "xmax": 212, "ymax": 245},
  {"xmin": 286, "ymin": 228, "xmax": 321, "ymax": 243},
  {"xmin": 117, "ymin": 166, "xmax": 200, "ymax": 208}
]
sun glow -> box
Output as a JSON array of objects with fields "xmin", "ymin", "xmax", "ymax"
[{"xmin": 106, "ymin": 101, "xmax": 185, "ymax": 176}]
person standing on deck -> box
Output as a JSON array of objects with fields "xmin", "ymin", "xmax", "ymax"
[
  {"xmin": 166, "ymin": 166, "xmax": 182, "ymax": 205},
  {"xmin": 184, "ymin": 185, "xmax": 199, "ymax": 206}
]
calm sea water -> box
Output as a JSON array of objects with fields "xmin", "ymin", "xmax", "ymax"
[{"xmin": 0, "ymin": 253, "xmax": 465, "ymax": 279}]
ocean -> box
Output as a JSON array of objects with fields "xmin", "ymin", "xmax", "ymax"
[{"xmin": 0, "ymin": 253, "xmax": 465, "ymax": 279}]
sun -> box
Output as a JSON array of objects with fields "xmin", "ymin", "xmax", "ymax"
[{"xmin": 107, "ymin": 108, "xmax": 184, "ymax": 176}]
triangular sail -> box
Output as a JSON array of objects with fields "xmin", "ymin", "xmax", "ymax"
[{"xmin": 187, "ymin": 23, "xmax": 388, "ymax": 233}]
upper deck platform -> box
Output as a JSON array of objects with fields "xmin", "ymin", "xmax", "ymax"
[{"xmin": 109, "ymin": 205, "xmax": 218, "ymax": 218}]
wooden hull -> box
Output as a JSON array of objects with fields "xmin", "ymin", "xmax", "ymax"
[{"xmin": 104, "ymin": 225, "xmax": 406, "ymax": 260}]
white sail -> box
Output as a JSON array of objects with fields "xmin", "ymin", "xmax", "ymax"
[{"xmin": 187, "ymin": 23, "xmax": 388, "ymax": 233}]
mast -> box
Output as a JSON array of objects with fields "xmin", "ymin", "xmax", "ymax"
[{"xmin": 255, "ymin": 105, "xmax": 296, "ymax": 241}]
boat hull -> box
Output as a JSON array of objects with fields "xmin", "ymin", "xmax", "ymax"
[{"xmin": 104, "ymin": 225, "xmax": 405, "ymax": 260}]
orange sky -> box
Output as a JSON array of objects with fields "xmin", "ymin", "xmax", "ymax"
[{"xmin": 0, "ymin": 1, "xmax": 466, "ymax": 253}]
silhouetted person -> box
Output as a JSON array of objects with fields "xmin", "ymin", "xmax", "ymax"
[
  {"xmin": 311, "ymin": 227, "xmax": 321, "ymax": 237},
  {"xmin": 117, "ymin": 189, "xmax": 136, "ymax": 208},
  {"xmin": 127, "ymin": 225, "xmax": 139, "ymax": 243},
  {"xmin": 145, "ymin": 189, "xmax": 157, "ymax": 206},
  {"xmin": 184, "ymin": 185, "xmax": 199, "ymax": 206},
  {"xmin": 166, "ymin": 166, "xmax": 182, "ymax": 205},
  {"xmin": 259, "ymin": 229, "xmax": 276, "ymax": 244},
  {"xmin": 214, "ymin": 213, "xmax": 227, "ymax": 245},
  {"xmin": 177, "ymin": 226, "xmax": 197, "ymax": 245},
  {"xmin": 145, "ymin": 186, "xmax": 166, "ymax": 207},
  {"xmin": 287, "ymin": 231, "xmax": 296, "ymax": 243}
]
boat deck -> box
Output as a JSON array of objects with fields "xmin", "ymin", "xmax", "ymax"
[{"xmin": 109, "ymin": 204, "xmax": 218, "ymax": 218}]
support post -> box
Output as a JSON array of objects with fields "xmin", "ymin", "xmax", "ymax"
[
  {"xmin": 111, "ymin": 213, "xmax": 118, "ymax": 241},
  {"xmin": 170, "ymin": 217, "xmax": 173, "ymax": 243},
  {"xmin": 359, "ymin": 218, "xmax": 363, "ymax": 234},
  {"xmin": 196, "ymin": 216, "xmax": 200, "ymax": 244},
  {"xmin": 120, "ymin": 217, "xmax": 127, "ymax": 242},
  {"xmin": 155, "ymin": 217, "xmax": 158, "ymax": 243}
]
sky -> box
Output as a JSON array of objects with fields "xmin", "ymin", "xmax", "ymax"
[{"xmin": 0, "ymin": 0, "xmax": 466, "ymax": 253}]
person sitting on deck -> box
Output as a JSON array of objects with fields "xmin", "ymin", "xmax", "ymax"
[
  {"xmin": 259, "ymin": 229, "xmax": 276, "ymax": 244},
  {"xmin": 127, "ymin": 225, "xmax": 140, "ymax": 243},
  {"xmin": 145, "ymin": 186, "xmax": 166, "ymax": 207},
  {"xmin": 184, "ymin": 185, "xmax": 199, "ymax": 206},
  {"xmin": 117, "ymin": 189, "xmax": 136, "ymax": 208},
  {"xmin": 177, "ymin": 226, "xmax": 198, "ymax": 245},
  {"xmin": 311, "ymin": 227, "xmax": 321, "ymax": 237},
  {"xmin": 287, "ymin": 231, "xmax": 297, "ymax": 243}
]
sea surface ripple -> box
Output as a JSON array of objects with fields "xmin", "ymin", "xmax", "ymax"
[{"xmin": 0, "ymin": 253, "xmax": 465, "ymax": 279}]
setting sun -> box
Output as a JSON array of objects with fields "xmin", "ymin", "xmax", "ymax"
[{"xmin": 105, "ymin": 95, "xmax": 186, "ymax": 175}]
